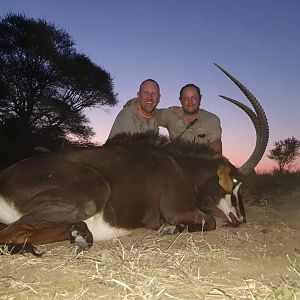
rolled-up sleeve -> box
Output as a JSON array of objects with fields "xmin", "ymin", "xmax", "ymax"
[{"xmin": 206, "ymin": 115, "xmax": 222, "ymax": 142}]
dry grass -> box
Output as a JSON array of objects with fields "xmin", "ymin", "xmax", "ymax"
[{"xmin": 0, "ymin": 222, "xmax": 299, "ymax": 300}]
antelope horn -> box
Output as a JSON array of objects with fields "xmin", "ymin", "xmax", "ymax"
[{"xmin": 214, "ymin": 63, "xmax": 269, "ymax": 175}]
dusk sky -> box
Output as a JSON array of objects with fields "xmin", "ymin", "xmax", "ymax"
[{"xmin": 1, "ymin": 0, "xmax": 300, "ymax": 171}]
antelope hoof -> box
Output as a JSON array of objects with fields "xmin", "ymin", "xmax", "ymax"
[
  {"xmin": 0, "ymin": 243, "xmax": 43, "ymax": 256},
  {"xmin": 69, "ymin": 222, "xmax": 93, "ymax": 254},
  {"xmin": 74, "ymin": 235, "xmax": 90, "ymax": 254},
  {"xmin": 202, "ymin": 212, "xmax": 216, "ymax": 231},
  {"xmin": 157, "ymin": 224, "xmax": 187, "ymax": 236}
]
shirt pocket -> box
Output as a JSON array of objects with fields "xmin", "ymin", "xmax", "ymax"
[{"xmin": 193, "ymin": 127, "xmax": 208, "ymax": 144}]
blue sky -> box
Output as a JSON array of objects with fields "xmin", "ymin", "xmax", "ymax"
[{"xmin": 1, "ymin": 0, "xmax": 300, "ymax": 171}]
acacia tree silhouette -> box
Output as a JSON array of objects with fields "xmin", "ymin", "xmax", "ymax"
[
  {"xmin": 267, "ymin": 137, "xmax": 300, "ymax": 173},
  {"xmin": 0, "ymin": 14, "xmax": 117, "ymax": 165}
]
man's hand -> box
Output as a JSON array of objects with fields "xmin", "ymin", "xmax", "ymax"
[
  {"xmin": 123, "ymin": 98, "xmax": 137, "ymax": 108},
  {"xmin": 169, "ymin": 106, "xmax": 182, "ymax": 113}
]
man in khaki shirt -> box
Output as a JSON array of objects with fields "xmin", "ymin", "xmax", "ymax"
[
  {"xmin": 158, "ymin": 84, "xmax": 222, "ymax": 154},
  {"xmin": 108, "ymin": 79, "xmax": 160, "ymax": 139}
]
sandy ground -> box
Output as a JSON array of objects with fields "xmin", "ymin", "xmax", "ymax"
[{"xmin": 0, "ymin": 191, "xmax": 299, "ymax": 299}]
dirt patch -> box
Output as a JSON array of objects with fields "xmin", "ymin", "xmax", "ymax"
[{"xmin": 0, "ymin": 198, "xmax": 299, "ymax": 299}]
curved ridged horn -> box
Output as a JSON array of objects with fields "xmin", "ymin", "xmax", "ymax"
[{"xmin": 214, "ymin": 63, "xmax": 269, "ymax": 175}]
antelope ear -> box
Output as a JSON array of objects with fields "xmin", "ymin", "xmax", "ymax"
[{"xmin": 217, "ymin": 164, "xmax": 233, "ymax": 193}]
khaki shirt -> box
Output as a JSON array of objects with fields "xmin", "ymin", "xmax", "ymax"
[
  {"xmin": 157, "ymin": 108, "xmax": 222, "ymax": 144},
  {"xmin": 108, "ymin": 105, "xmax": 159, "ymax": 139}
]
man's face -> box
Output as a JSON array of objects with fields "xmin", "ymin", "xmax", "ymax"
[
  {"xmin": 180, "ymin": 87, "xmax": 201, "ymax": 115},
  {"xmin": 137, "ymin": 81, "xmax": 160, "ymax": 114}
]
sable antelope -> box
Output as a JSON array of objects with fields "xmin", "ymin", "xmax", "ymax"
[{"xmin": 0, "ymin": 64, "xmax": 269, "ymax": 255}]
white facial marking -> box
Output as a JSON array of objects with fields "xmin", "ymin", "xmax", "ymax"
[
  {"xmin": 233, "ymin": 182, "xmax": 243, "ymax": 222},
  {"xmin": 233, "ymin": 182, "xmax": 242, "ymax": 198},
  {"xmin": 0, "ymin": 195, "xmax": 22, "ymax": 224},
  {"xmin": 217, "ymin": 194, "xmax": 243, "ymax": 223},
  {"xmin": 84, "ymin": 214, "xmax": 131, "ymax": 241},
  {"xmin": 217, "ymin": 195, "xmax": 235, "ymax": 222}
]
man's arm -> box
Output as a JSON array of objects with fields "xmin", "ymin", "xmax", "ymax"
[
  {"xmin": 209, "ymin": 138, "xmax": 222, "ymax": 154},
  {"xmin": 205, "ymin": 112, "xmax": 222, "ymax": 154},
  {"xmin": 123, "ymin": 98, "xmax": 137, "ymax": 108},
  {"xmin": 156, "ymin": 107, "xmax": 180, "ymax": 128},
  {"xmin": 108, "ymin": 108, "xmax": 136, "ymax": 139}
]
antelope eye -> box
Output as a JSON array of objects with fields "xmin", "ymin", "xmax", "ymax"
[{"xmin": 232, "ymin": 178, "xmax": 241, "ymax": 189}]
